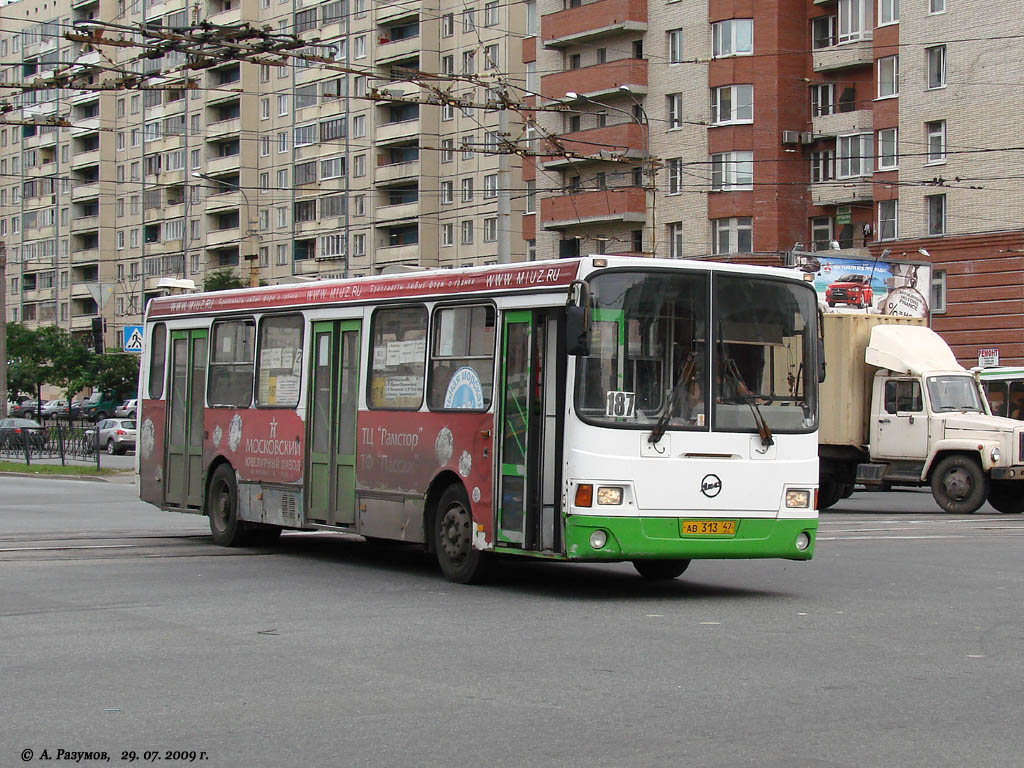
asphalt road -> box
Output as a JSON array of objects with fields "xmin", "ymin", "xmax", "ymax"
[{"xmin": 1, "ymin": 478, "xmax": 1022, "ymax": 768}]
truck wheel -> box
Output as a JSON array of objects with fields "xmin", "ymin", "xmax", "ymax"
[
  {"xmin": 987, "ymin": 481, "xmax": 1024, "ymax": 514},
  {"xmin": 841, "ymin": 483, "xmax": 855, "ymax": 499},
  {"xmin": 433, "ymin": 483, "xmax": 490, "ymax": 584},
  {"xmin": 632, "ymin": 559, "xmax": 691, "ymax": 580},
  {"xmin": 207, "ymin": 464, "xmax": 247, "ymax": 546},
  {"xmin": 930, "ymin": 455, "xmax": 988, "ymax": 514},
  {"xmin": 818, "ymin": 478, "xmax": 844, "ymax": 510}
]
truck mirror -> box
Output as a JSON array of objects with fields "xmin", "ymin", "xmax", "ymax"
[
  {"xmin": 817, "ymin": 337, "xmax": 827, "ymax": 383},
  {"xmin": 565, "ymin": 280, "xmax": 591, "ymax": 356}
]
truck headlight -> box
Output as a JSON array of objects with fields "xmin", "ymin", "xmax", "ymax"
[{"xmin": 991, "ymin": 447, "xmax": 1001, "ymax": 463}]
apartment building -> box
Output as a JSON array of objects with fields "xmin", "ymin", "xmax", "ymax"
[
  {"xmin": 1, "ymin": 0, "xmax": 526, "ymax": 350},
  {"xmin": 526, "ymin": 0, "xmax": 1024, "ymax": 363}
]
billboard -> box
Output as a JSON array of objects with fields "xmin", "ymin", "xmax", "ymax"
[{"xmin": 794, "ymin": 253, "xmax": 931, "ymax": 319}]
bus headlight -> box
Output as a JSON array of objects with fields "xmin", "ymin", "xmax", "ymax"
[
  {"xmin": 795, "ymin": 532, "xmax": 811, "ymax": 551},
  {"xmin": 991, "ymin": 447, "xmax": 1001, "ymax": 464},
  {"xmin": 589, "ymin": 530, "xmax": 608, "ymax": 549},
  {"xmin": 596, "ymin": 486, "xmax": 623, "ymax": 505},
  {"xmin": 786, "ymin": 489, "xmax": 812, "ymax": 508}
]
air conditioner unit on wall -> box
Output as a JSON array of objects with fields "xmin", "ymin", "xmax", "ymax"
[{"xmin": 781, "ymin": 131, "xmax": 802, "ymax": 145}]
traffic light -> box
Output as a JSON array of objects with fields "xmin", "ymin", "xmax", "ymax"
[{"xmin": 91, "ymin": 317, "xmax": 104, "ymax": 354}]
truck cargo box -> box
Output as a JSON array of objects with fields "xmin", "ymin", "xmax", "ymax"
[{"xmin": 820, "ymin": 313, "xmax": 926, "ymax": 447}]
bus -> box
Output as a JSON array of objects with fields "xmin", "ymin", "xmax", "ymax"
[
  {"xmin": 974, "ymin": 367, "xmax": 1024, "ymax": 420},
  {"xmin": 137, "ymin": 256, "xmax": 821, "ymax": 583}
]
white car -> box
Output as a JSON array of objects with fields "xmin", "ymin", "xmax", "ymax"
[
  {"xmin": 39, "ymin": 399, "xmax": 68, "ymax": 418},
  {"xmin": 115, "ymin": 399, "xmax": 138, "ymax": 418}
]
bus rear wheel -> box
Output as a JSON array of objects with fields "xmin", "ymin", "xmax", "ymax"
[
  {"xmin": 207, "ymin": 464, "xmax": 246, "ymax": 546},
  {"xmin": 433, "ymin": 484, "xmax": 489, "ymax": 584},
  {"xmin": 632, "ymin": 559, "xmax": 691, "ymax": 580}
]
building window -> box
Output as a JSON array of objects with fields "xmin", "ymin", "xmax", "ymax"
[
  {"xmin": 878, "ymin": 0, "xmax": 899, "ymax": 26},
  {"xmin": 927, "ymin": 193, "xmax": 946, "ymax": 236},
  {"xmin": 666, "ymin": 93, "xmax": 683, "ymax": 129},
  {"xmin": 812, "ymin": 15, "xmax": 835, "ymax": 49},
  {"xmin": 837, "ymin": 133, "xmax": 872, "ymax": 178},
  {"xmin": 668, "ymin": 222, "xmax": 683, "ymax": 258},
  {"xmin": 665, "ymin": 158, "xmax": 683, "ymax": 194},
  {"xmin": 710, "ymin": 151, "xmax": 753, "ymax": 191},
  {"xmin": 276, "ymin": 245, "xmax": 288, "ymax": 265},
  {"xmin": 260, "ymin": 98, "xmax": 269, "ymax": 119},
  {"xmin": 926, "ymin": 45, "xmax": 946, "ymax": 89},
  {"xmin": 926, "ymin": 120, "xmax": 946, "ymax": 164},
  {"xmin": 441, "ymin": 223, "xmax": 454, "ymax": 246},
  {"xmin": 461, "ymin": 178, "xmax": 473, "ymax": 202},
  {"xmin": 461, "ymin": 220, "xmax": 474, "ymax": 244},
  {"xmin": 877, "ymin": 199, "xmax": 897, "ymax": 240},
  {"xmin": 838, "ymin": 0, "xmax": 869, "ymax": 43},
  {"xmin": 710, "ymin": 85, "xmax": 753, "ymax": 125},
  {"xmin": 278, "ymin": 94, "xmax": 289, "ymax": 116},
  {"xmin": 668, "ymin": 29, "xmax": 683, "ymax": 63},
  {"xmin": 483, "ymin": 218, "xmax": 497, "ymax": 242},
  {"xmin": 811, "ymin": 83, "xmax": 835, "ymax": 117},
  {"xmin": 442, "ymin": 13, "xmax": 453, "ymax": 37},
  {"xmin": 354, "ymin": 35, "xmax": 366, "ymax": 59},
  {"xmin": 353, "ymin": 155, "xmax": 366, "ymax": 177},
  {"xmin": 929, "ymin": 0, "xmax": 945, "ymax": 13},
  {"xmin": 712, "ymin": 19, "xmax": 753, "ymax": 57},
  {"xmin": 877, "ymin": 128, "xmax": 898, "ymax": 170},
  {"xmin": 712, "ymin": 217, "xmax": 752, "ymax": 255},
  {"xmin": 463, "ymin": 8, "xmax": 475, "ymax": 32},
  {"xmin": 810, "ymin": 216, "xmax": 833, "ymax": 250},
  {"xmin": 931, "ymin": 270, "xmax": 946, "ymax": 313},
  {"xmin": 485, "ymin": 1, "xmax": 498, "ymax": 26},
  {"xmin": 441, "ymin": 139, "xmax": 454, "ymax": 163},
  {"xmin": 877, "ymin": 55, "xmax": 898, "ymax": 98},
  {"xmin": 483, "ymin": 174, "xmax": 498, "ymax": 199},
  {"xmin": 441, "ymin": 181, "xmax": 453, "ymax": 205},
  {"xmin": 525, "ymin": 180, "xmax": 536, "ymax": 213}
]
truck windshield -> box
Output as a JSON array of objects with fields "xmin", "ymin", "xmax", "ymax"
[
  {"xmin": 575, "ymin": 270, "xmax": 818, "ymax": 434},
  {"xmin": 927, "ymin": 375, "xmax": 984, "ymax": 412}
]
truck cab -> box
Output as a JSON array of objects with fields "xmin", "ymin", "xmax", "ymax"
[{"xmin": 858, "ymin": 326, "xmax": 1024, "ymax": 513}]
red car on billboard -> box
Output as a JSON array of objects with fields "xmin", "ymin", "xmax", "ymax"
[{"xmin": 826, "ymin": 273, "xmax": 873, "ymax": 308}]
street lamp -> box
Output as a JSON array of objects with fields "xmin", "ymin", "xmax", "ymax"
[
  {"xmin": 191, "ymin": 171, "xmax": 261, "ymax": 287},
  {"xmin": 564, "ymin": 87, "xmax": 655, "ymax": 256}
]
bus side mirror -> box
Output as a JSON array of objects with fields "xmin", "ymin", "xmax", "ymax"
[
  {"xmin": 565, "ymin": 280, "xmax": 591, "ymax": 356},
  {"xmin": 817, "ymin": 337, "xmax": 827, "ymax": 383}
]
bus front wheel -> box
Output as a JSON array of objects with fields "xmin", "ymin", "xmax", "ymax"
[
  {"xmin": 433, "ymin": 484, "xmax": 490, "ymax": 584},
  {"xmin": 207, "ymin": 464, "xmax": 246, "ymax": 546},
  {"xmin": 632, "ymin": 559, "xmax": 691, "ymax": 580}
]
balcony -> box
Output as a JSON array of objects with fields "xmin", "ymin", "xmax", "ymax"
[
  {"xmin": 374, "ymin": 243, "xmax": 420, "ymax": 264},
  {"xmin": 810, "ymin": 178, "xmax": 874, "ymax": 206},
  {"xmin": 70, "ymin": 116, "xmax": 101, "ymax": 136},
  {"xmin": 542, "ymin": 122, "xmax": 647, "ymax": 168},
  {"xmin": 70, "ymin": 282, "xmax": 97, "ymax": 299},
  {"xmin": 540, "ymin": 187, "xmax": 645, "ymax": 230},
  {"xmin": 375, "ymin": 160, "xmax": 420, "ymax": 183},
  {"xmin": 375, "ymin": 35, "xmax": 420, "ymax": 65},
  {"xmin": 71, "ymin": 182, "xmax": 100, "ymax": 201},
  {"xmin": 208, "ymin": 6, "xmax": 241, "ymax": 24},
  {"xmin": 206, "ymin": 117, "xmax": 241, "ymax": 139},
  {"xmin": 377, "ymin": 118, "xmax": 420, "ymax": 144},
  {"xmin": 71, "ymin": 314, "xmax": 98, "ymax": 331},
  {"xmin": 812, "ymin": 109, "xmax": 872, "ymax": 139},
  {"xmin": 375, "ymin": 201, "xmax": 420, "ymax": 222},
  {"xmin": 542, "ymin": 0, "xmax": 647, "ymax": 48},
  {"xmin": 71, "ymin": 215, "xmax": 100, "ymax": 233},
  {"xmin": 205, "ymin": 227, "xmax": 241, "ymax": 247},
  {"xmin": 541, "ymin": 58, "xmax": 647, "ymax": 101},
  {"xmin": 206, "ymin": 153, "xmax": 241, "ymax": 174},
  {"xmin": 71, "ymin": 248, "xmax": 100, "ymax": 264},
  {"xmin": 376, "ymin": 0, "xmax": 419, "ymax": 24},
  {"xmin": 813, "ymin": 39, "xmax": 873, "ymax": 72},
  {"xmin": 71, "ymin": 148, "xmax": 100, "ymax": 169},
  {"xmin": 204, "ymin": 190, "xmax": 243, "ymax": 212}
]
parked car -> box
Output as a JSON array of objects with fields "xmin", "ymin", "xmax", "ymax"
[
  {"xmin": 0, "ymin": 417, "xmax": 47, "ymax": 449},
  {"xmin": 825, "ymin": 273, "xmax": 874, "ymax": 308},
  {"xmin": 115, "ymin": 399, "xmax": 138, "ymax": 418},
  {"xmin": 94, "ymin": 418, "xmax": 137, "ymax": 455},
  {"xmin": 39, "ymin": 399, "xmax": 68, "ymax": 418},
  {"xmin": 10, "ymin": 400, "xmax": 40, "ymax": 419},
  {"xmin": 81, "ymin": 391, "xmax": 118, "ymax": 422}
]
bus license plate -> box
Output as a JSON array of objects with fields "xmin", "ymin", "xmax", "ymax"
[{"xmin": 680, "ymin": 520, "xmax": 736, "ymax": 536}]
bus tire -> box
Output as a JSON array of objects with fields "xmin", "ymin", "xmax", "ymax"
[
  {"xmin": 632, "ymin": 559, "xmax": 691, "ymax": 580},
  {"xmin": 987, "ymin": 481, "xmax": 1024, "ymax": 514},
  {"xmin": 930, "ymin": 455, "xmax": 988, "ymax": 514},
  {"xmin": 207, "ymin": 464, "xmax": 247, "ymax": 546},
  {"xmin": 433, "ymin": 484, "xmax": 490, "ymax": 584}
]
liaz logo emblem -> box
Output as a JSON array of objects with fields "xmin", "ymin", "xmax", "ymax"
[{"xmin": 700, "ymin": 474, "xmax": 722, "ymax": 498}]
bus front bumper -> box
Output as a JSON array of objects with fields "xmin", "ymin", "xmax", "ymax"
[{"xmin": 564, "ymin": 515, "xmax": 818, "ymax": 562}]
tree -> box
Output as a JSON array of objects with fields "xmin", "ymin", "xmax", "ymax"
[
  {"xmin": 4, "ymin": 323, "xmax": 91, "ymax": 401},
  {"xmin": 204, "ymin": 268, "xmax": 246, "ymax": 292},
  {"xmin": 80, "ymin": 352, "xmax": 140, "ymax": 399}
]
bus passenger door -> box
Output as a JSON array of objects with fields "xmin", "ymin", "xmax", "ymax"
[
  {"xmin": 165, "ymin": 329, "xmax": 207, "ymax": 510},
  {"xmin": 307, "ymin": 320, "xmax": 361, "ymax": 526},
  {"xmin": 498, "ymin": 311, "xmax": 561, "ymax": 551}
]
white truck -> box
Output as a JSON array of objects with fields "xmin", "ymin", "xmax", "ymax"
[{"xmin": 819, "ymin": 314, "xmax": 1024, "ymax": 513}]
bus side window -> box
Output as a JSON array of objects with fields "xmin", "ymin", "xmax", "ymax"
[
  {"xmin": 985, "ymin": 382, "xmax": 1007, "ymax": 418},
  {"xmin": 1009, "ymin": 382, "xmax": 1024, "ymax": 420},
  {"xmin": 148, "ymin": 323, "xmax": 167, "ymax": 399},
  {"xmin": 209, "ymin": 319, "xmax": 256, "ymax": 407},
  {"xmin": 427, "ymin": 305, "xmax": 495, "ymax": 411},
  {"xmin": 255, "ymin": 314, "xmax": 303, "ymax": 408},
  {"xmin": 368, "ymin": 306, "xmax": 427, "ymax": 410}
]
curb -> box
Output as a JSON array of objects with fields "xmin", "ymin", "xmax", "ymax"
[{"xmin": 0, "ymin": 470, "xmax": 134, "ymax": 483}]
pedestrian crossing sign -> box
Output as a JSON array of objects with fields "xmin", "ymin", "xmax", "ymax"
[{"xmin": 123, "ymin": 325, "xmax": 144, "ymax": 353}]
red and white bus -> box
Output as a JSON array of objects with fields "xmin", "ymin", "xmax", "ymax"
[{"xmin": 138, "ymin": 256, "xmax": 821, "ymax": 582}]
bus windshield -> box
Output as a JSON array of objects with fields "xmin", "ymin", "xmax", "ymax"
[
  {"xmin": 927, "ymin": 375, "xmax": 984, "ymax": 412},
  {"xmin": 576, "ymin": 270, "xmax": 818, "ymax": 434}
]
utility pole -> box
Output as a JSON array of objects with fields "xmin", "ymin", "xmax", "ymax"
[{"xmin": 0, "ymin": 241, "xmax": 7, "ymax": 418}]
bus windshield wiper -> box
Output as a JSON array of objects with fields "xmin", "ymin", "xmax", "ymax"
[
  {"xmin": 723, "ymin": 359, "xmax": 774, "ymax": 450},
  {"xmin": 648, "ymin": 352, "xmax": 695, "ymax": 445}
]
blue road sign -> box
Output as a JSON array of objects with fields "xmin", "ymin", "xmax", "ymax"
[{"xmin": 123, "ymin": 325, "xmax": 144, "ymax": 353}]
